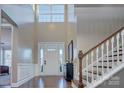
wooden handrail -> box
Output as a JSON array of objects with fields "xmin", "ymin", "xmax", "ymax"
[{"xmin": 83, "ymin": 27, "xmax": 124, "ymax": 57}]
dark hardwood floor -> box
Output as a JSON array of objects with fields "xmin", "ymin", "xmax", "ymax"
[{"xmin": 19, "ymin": 76, "xmax": 72, "ymax": 88}]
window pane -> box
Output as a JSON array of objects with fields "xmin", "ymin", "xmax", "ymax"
[
  {"xmin": 39, "ymin": 5, "xmax": 65, "ymax": 22},
  {"xmin": 39, "ymin": 15, "xmax": 51, "ymax": 22},
  {"xmin": 52, "ymin": 5, "xmax": 64, "ymax": 14},
  {"xmin": 40, "ymin": 49, "xmax": 44, "ymax": 65},
  {"xmin": 52, "ymin": 15, "xmax": 64, "ymax": 22},
  {"xmin": 4, "ymin": 50, "xmax": 11, "ymax": 67},
  {"xmin": 59, "ymin": 49, "xmax": 63, "ymax": 64},
  {"xmin": 39, "ymin": 5, "xmax": 51, "ymax": 14}
]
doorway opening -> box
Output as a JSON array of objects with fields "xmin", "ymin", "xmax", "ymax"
[
  {"xmin": 0, "ymin": 24, "xmax": 13, "ymax": 87},
  {"xmin": 38, "ymin": 42, "xmax": 65, "ymax": 76}
]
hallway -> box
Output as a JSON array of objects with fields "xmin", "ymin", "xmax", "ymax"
[{"xmin": 18, "ymin": 76, "xmax": 72, "ymax": 88}]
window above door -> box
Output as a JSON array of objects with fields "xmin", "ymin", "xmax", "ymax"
[
  {"xmin": 37, "ymin": 4, "xmax": 75, "ymax": 23},
  {"xmin": 39, "ymin": 5, "xmax": 64, "ymax": 22}
]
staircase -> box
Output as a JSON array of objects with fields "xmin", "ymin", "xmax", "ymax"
[{"xmin": 73, "ymin": 27, "xmax": 124, "ymax": 88}]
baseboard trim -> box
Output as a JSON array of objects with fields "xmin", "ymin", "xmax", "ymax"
[{"xmin": 11, "ymin": 74, "xmax": 34, "ymax": 88}]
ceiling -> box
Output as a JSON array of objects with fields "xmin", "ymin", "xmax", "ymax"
[{"xmin": 0, "ymin": 4, "xmax": 34, "ymax": 25}]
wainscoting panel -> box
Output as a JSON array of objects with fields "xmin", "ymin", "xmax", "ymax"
[{"xmin": 12, "ymin": 63, "xmax": 34, "ymax": 87}]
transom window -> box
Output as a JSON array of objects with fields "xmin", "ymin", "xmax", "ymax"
[{"xmin": 39, "ymin": 5, "xmax": 64, "ymax": 22}]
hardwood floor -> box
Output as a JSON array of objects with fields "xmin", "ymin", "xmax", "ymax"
[{"xmin": 19, "ymin": 76, "xmax": 72, "ymax": 88}]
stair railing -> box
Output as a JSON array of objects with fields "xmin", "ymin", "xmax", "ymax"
[{"xmin": 78, "ymin": 27, "xmax": 124, "ymax": 87}]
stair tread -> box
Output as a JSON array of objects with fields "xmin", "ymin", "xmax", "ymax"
[
  {"xmin": 99, "ymin": 59, "xmax": 122, "ymax": 62},
  {"xmin": 88, "ymin": 70, "xmax": 102, "ymax": 75},
  {"xmin": 109, "ymin": 54, "xmax": 122, "ymax": 57},
  {"xmin": 114, "ymin": 49, "xmax": 122, "ymax": 52},
  {"xmin": 93, "ymin": 65, "xmax": 112, "ymax": 68},
  {"xmin": 77, "ymin": 46, "xmax": 123, "ymax": 87}
]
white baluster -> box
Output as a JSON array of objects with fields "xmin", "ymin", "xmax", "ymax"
[
  {"xmin": 116, "ymin": 33, "xmax": 120, "ymax": 65},
  {"xmin": 111, "ymin": 37, "xmax": 114, "ymax": 68},
  {"xmin": 106, "ymin": 40, "xmax": 109, "ymax": 72},
  {"xmin": 96, "ymin": 48, "xmax": 99, "ymax": 79},
  {"xmin": 121, "ymin": 30, "xmax": 124, "ymax": 63},
  {"xmin": 101, "ymin": 44, "xmax": 104, "ymax": 76},
  {"xmin": 91, "ymin": 51, "xmax": 94, "ymax": 83},
  {"xmin": 86, "ymin": 55, "xmax": 89, "ymax": 86}
]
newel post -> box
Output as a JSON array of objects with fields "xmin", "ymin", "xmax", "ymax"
[{"xmin": 78, "ymin": 50, "xmax": 84, "ymax": 88}]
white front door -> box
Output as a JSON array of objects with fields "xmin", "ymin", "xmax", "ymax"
[{"xmin": 39, "ymin": 42, "xmax": 65, "ymax": 76}]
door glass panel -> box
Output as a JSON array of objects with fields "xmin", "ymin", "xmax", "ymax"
[
  {"xmin": 59, "ymin": 49, "xmax": 63, "ymax": 72},
  {"xmin": 40, "ymin": 49, "xmax": 44, "ymax": 72}
]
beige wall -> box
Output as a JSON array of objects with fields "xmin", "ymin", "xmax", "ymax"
[
  {"xmin": 77, "ymin": 18, "xmax": 124, "ymax": 53},
  {"xmin": 16, "ymin": 22, "xmax": 71, "ymax": 76},
  {"xmin": 14, "ymin": 23, "xmax": 34, "ymax": 85},
  {"xmin": 18, "ymin": 23, "xmax": 34, "ymax": 63},
  {"xmin": 76, "ymin": 7, "xmax": 124, "ymax": 53},
  {"xmin": 35, "ymin": 22, "xmax": 75, "ymax": 76},
  {"xmin": 37, "ymin": 23, "xmax": 66, "ymax": 42},
  {"xmin": 72, "ymin": 6, "xmax": 124, "ymax": 80}
]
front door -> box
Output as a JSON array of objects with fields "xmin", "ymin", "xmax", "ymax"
[{"xmin": 39, "ymin": 42, "xmax": 65, "ymax": 76}]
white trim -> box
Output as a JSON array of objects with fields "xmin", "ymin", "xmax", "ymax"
[
  {"xmin": 82, "ymin": 45, "xmax": 122, "ymax": 74},
  {"xmin": 37, "ymin": 42, "xmax": 65, "ymax": 76},
  {"xmin": 74, "ymin": 63, "xmax": 124, "ymax": 88},
  {"xmin": 87, "ymin": 62, "xmax": 124, "ymax": 88},
  {"xmin": 11, "ymin": 73, "xmax": 34, "ymax": 87}
]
